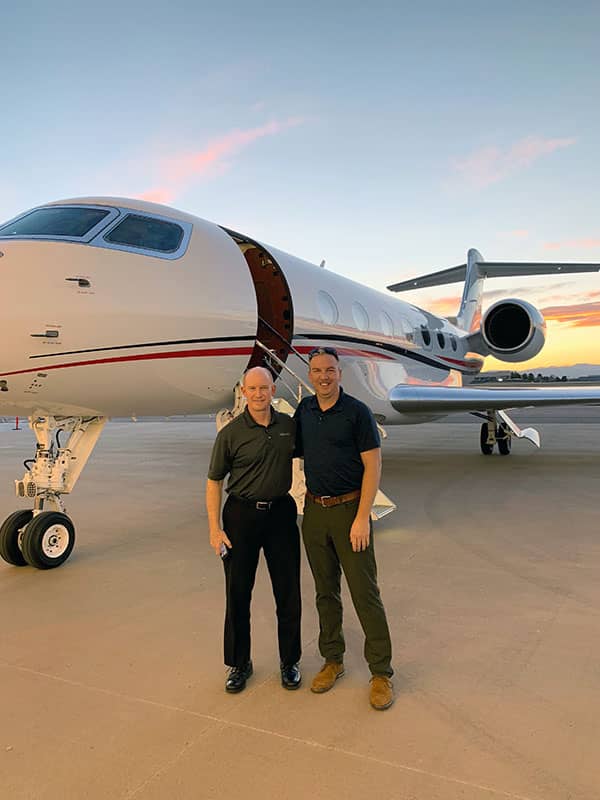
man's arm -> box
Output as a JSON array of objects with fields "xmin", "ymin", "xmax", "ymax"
[
  {"xmin": 349, "ymin": 447, "xmax": 382, "ymax": 552},
  {"xmin": 206, "ymin": 478, "xmax": 232, "ymax": 556}
]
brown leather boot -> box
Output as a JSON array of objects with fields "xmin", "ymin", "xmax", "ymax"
[
  {"xmin": 310, "ymin": 662, "xmax": 344, "ymax": 693},
  {"xmin": 369, "ymin": 676, "xmax": 394, "ymax": 710}
]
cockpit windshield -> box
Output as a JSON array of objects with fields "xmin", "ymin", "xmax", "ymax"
[
  {"xmin": 104, "ymin": 213, "xmax": 184, "ymax": 253},
  {"xmin": 0, "ymin": 206, "xmax": 111, "ymax": 238}
]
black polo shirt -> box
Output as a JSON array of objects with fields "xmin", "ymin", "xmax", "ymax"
[
  {"xmin": 294, "ymin": 388, "xmax": 380, "ymax": 496},
  {"xmin": 207, "ymin": 407, "xmax": 295, "ymax": 501}
]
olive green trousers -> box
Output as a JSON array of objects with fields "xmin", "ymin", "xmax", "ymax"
[{"xmin": 302, "ymin": 498, "xmax": 393, "ymax": 677}]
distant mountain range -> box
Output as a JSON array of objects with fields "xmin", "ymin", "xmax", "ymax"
[{"xmin": 483, "ymin": 364, "xmax": 600, "ymax": 378}]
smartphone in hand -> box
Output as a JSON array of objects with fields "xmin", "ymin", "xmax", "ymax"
[{"xmin": 219, "ymin": 542, "xmax": 229, "ymax": 560}]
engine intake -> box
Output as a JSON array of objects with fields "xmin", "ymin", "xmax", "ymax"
[{"xmin": 480, "ymin": 299, "xmax": 546, "ymax": 363}]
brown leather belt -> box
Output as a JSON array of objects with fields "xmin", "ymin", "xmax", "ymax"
[{"xmin": 306, "ymin": 489, "xmax": 361, "ymax": 508}]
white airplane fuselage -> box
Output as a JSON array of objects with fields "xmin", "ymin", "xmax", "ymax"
[
  {"xmin": 0, "ymin": 197, "xmax": 480, "ymax": 422},
  {"xmin": 3, "ymin": 196, "xmax": 600, "ymax": 570}
]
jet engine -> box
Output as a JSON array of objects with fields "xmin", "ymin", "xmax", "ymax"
[{"xmin": 478, "ymin": 298, "xmax": 546, "ymax": 363}]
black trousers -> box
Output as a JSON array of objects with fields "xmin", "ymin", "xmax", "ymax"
[{"xmin": 222, "ymin": 494, "xmax": 301, "ymax": 668}]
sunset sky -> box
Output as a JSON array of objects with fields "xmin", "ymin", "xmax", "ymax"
[{"xmin": 3, "ymin": 1, "xmax": 600, "ymax": 371}]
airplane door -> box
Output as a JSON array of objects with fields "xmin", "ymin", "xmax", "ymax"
[{"xmin": 221, "ymin": 228, "xmax": 294, "ymax": 375}]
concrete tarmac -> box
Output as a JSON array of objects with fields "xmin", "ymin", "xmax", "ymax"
[{"xmin": 1, "ymin": 418, "xmax": 600, "ymax": 800}]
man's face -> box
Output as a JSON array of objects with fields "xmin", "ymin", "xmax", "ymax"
[
  {"xmin": 242, "ymin": 368, "xmax": 275, "ymax": 412},
  {"xmin": 308, "ymin": 354, "xmax": 342, "ymax": 401}
]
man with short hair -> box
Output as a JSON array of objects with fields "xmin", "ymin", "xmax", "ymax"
[
  {"xmin": 295, "ymin": 347, "xmax": 394, "ymax": 710},
  {"xmin": 206, "ymin": 366, "xmax": 301, "ymax": 693}
]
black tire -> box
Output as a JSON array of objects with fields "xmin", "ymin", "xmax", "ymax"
[
  {"xmin": 480, "ymin": 422, "xmax": 494, "ymax": 455},
  {"xmin": 0, "ymin": 509, "xmax": 34, "ymax": 566},
  {"xmin": 21, "ymin": 511, "xmax": 75, "ymax": 570},
  {"xmin": 497, "ymin": 426, "xmax": 512, "ymax": 456}
]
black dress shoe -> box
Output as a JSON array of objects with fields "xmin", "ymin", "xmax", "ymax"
[
  {"xmin": 225, "ymin": 661, "xmax": 253, "ymax": 693},
  {"xmin": 281, "ymin": 663, "xmax": 302, "ymax": 690}
]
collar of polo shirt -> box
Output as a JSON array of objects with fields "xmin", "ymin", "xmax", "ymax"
[
  {"xmin": 309, "ymin": 386, "xmax": 345, "ymax": 412},
  {"xmin": 243, "ymin": 406, "xmax": 276, "ymax": 427}
]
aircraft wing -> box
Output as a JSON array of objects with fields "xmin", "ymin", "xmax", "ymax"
[{"xmin": 389, "ymin": 385, "xmax": 600, "ymax": 414}]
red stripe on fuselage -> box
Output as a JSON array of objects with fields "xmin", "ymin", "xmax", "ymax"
[
  {"xmin": 438, "ymin": 355, "xmax": 483, "ymax": 369},
  {"xmin": 0, "ymin": 344, "xmax": 397, "ymax": 378},
  {"xmin": 0, "ymin": 347, "xmax": 254, "ymax": 377}
]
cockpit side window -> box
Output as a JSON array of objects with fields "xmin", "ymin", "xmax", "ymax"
[
  {"xmin": 103, "ymin": 214, "xmax": 183, "ymax": 253},
  {"xmin": 0, "ymin": 206, "xmax": 111, "ymax": 238}
]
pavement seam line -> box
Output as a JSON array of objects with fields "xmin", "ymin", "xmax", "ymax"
[
  {"xmin": 122, "ymin": 722, "xmax": 227, "ymax": 800},
  {"xmin": 0, "ymin": 661, "xmax": 539, "ymax": 800}
]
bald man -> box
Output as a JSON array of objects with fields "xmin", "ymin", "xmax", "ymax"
[{"xmin": 206, "ymin": 367, "xmax": 301, "ymax": 693}]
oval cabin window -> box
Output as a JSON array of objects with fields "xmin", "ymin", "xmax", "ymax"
[
  {"xmin": 379, "ymin": 311, "xmax": 394, "ymax": 337},
  {"xmin": 317, "ymin": 291, "xmax": 339, "ymax": 325},
  {"xmin": 352, "ymin": 302, "xmax": 370, "ymax": 331}
]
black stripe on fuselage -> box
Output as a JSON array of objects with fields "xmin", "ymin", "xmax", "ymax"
[
  {"xmin": 29, "ymin": 331, "xmax": 474, "ymax": 374},
  {"xmin": 295, "ymin": 332, "xmax": 474, "ymax": 373},
  {"xmin": 29, "ymin": 335, "xmax": 257, "ymax": 359}
]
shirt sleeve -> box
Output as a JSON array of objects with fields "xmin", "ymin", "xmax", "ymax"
[
  {"xmin": 207, "ymin": 427, "xmax": 232, "ymax": 480},
  {"xmin": 354, "ymin": 402, "xmax": 381, "ymax": 453},
  {"xmin": 292, "ymin": 405, "xmax": 304, "ymax": 458}
]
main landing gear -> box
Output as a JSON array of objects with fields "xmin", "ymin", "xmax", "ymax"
[
  {"xmin": 0, "ymin": 415, "xmax": 106, "ymax": 569},
  {"xmin": 479, "ymin": 419, "xmax": 512, "ymax": 456},
  {"xmin": 478, "ymin": 409, "xmax": 540, "ymax": 456}
]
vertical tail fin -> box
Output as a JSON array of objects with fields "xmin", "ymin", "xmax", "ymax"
[{"xmin": 456, "ymin": 249, "xmax": 485, "ymax": 332}]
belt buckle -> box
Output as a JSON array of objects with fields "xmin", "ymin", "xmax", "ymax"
[
  {"xmin": 256, "ymin": 501, "xmax": 271, "ymax": 511},
  {"xmin": 319, "ymin": 495, "xmax": 331, "ymax": 507}
]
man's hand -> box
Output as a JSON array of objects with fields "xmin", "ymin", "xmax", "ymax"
[
  {"xmin": 210, "ymin": 527, "xmax": 232, "ymax": 557},
  {"xmin": 349, "ymin": 516, "xmax": 370, "ymax": 552}
]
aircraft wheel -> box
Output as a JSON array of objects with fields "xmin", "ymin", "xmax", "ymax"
[
  {"xmin": 21, "ymin": 512, "xmax": 75, "ymax": 570},
  {"xmin": 479, "ymin": 423, "xmax": 494, "ymax": 455},
  {"xmin": 0, "ymin": 509, "xmax": 34, "ymax": 566},
  {"xmin": 497, "ymin": 425, "xmax": 512, "ymax": 456}
]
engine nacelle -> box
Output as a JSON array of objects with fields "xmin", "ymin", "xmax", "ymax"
[{"xmin": 480, "ymin": 298, "xmax": 546, "ymax": 363}]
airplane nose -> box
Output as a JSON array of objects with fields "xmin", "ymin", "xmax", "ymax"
[{"xmin": 0, "ymin": 223, "xmax": 262, "ymax": 415}]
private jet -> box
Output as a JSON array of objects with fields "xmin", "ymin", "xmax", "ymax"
[{"xmin": 1, "ymin": 196, "xmax": 599, "ymax": 569}]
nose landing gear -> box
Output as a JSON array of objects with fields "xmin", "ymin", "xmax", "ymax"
[{"xmin": 0, "ymin": 415, "xmax": 106, "ymax": 569}]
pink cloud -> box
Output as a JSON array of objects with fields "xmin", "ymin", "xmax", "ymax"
[
  {"xmin": 542, "ymin": 301, "xmax": 600, "ymax": 327},
  {"xmin": 135, "ymin": 188, "xmax": 175, "ymax": 205},
  {"xmin": 166, "ymin": 117, "xmax": 304, "ymax": 183},
  {"xmin": 543, "ymin": 238, "xmax": 600, "ymax": 250},
  {"xmin": 134, "ymin": 117, "xmax": 305, "ymax": 203},
  {"xmin": 454, "ymin": 135, "xmax": 576, "ymax": 188}
]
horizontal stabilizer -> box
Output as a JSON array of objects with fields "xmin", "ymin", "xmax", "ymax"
[
  {"xmin": 387, "ymin": 260, "xmax": 600, "ymax": 292},
  {"xmin": 389, "ymin": 385, "xmax": 600, "ymax": 415}
]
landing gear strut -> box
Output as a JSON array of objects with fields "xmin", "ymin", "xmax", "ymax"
[
  {"xmin": 0, "ymin": 415, "xmax": 106, "ymax": 569},
  {"xmin": 496, "ymin": 423, "xmax": 512, "ymax": 455}
]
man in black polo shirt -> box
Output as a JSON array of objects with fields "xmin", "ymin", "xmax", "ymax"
[
  {"xmin": 295, "ymin": 348, "xmax": 393, "ymax": 710},
  {"xmin": 206, "ymin": 366, "xmax": 301, "ymax": 693}
]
